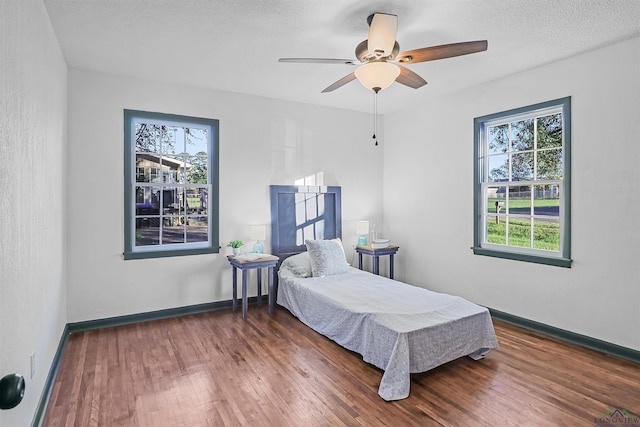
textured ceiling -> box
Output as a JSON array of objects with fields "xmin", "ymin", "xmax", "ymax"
[{"xmin": 44, "ymin": 0, "xmax": 640, "ymax": 114}]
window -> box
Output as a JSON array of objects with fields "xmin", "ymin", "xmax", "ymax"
[
  {"xmin": 124, "ymin": 110, "xmax": 219, "ymax": 259},
  {"xmin": 473, "ymin": 97, "xmax": 571, "ymax": 267}
]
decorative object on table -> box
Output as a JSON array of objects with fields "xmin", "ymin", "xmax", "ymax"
[
  {"xmin": 355, "ymin": 220, "xmax": 369, "ymax": 246},
  {"xmin": 250, "ymin": 224, "xmax": 266, "ymax": 253},
  {"xmin": 227, "ymin": 240, "xmax": 244, "ymax": 255},
  {"xmin": 371, "ymin": 238, "xmax": 391, "ymax": 249},
  {"xmin": 370, "ymin": 222, "xmax": 378, "ymax": 242}
]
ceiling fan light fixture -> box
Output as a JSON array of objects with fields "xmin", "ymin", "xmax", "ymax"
[{"xmin": 354, "ymin": 62, "xmax": 400, "ymax": 91}]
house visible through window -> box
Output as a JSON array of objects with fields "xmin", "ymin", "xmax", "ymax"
[
  {"xmin": 124, "ymin": 110, "xmax": 219, "ymax": 259},
  {"xmin": 473, "ymin": 97, "xmax": 571, "ymax": 267}
]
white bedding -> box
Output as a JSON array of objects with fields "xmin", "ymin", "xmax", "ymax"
[{"xmin": 277, "ymin": 267, "xmax": 498, "ymax": 401}]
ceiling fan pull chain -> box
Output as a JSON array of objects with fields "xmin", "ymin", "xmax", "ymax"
[{"xmin": 373, "ymin": 89, "xmax": 378, "ymax": 146}]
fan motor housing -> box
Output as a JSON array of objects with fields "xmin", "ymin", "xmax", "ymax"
[{"xmin": 356, "ymin": 40, "xmax": 400, "ymax": 63}]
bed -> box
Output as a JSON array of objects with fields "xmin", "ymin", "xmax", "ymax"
[{"xmin": 269, "ymin": 185, "xmax": 498, "ymax": 401}]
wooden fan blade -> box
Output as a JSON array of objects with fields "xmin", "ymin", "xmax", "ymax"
[
  {"xmin": 321, "ymin": 73, "xmax": 357, "ymax": 93},
  {"xmin": 395, "ymin": 65, "xmax": 427, "ymax": 89},
  {"xmin": 278, "ymin": 58, "xmax": 357, "ymax": 65},
  {"xmin": 396, "ymin": 40, "xmax": 488, "ymax": 64}
]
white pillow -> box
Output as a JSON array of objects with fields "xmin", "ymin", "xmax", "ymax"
[
  {"xmin": 305, "ymin": 239, "xmax": 350, "ymax": 277},
  {"xmin": 280, "ymin": 252, "xmax": 313, "ymax": 278}
]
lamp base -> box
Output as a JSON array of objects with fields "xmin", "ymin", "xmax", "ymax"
[
  {"xmin": 252, "ymin": 241, "xmax": 264, "ymax": 253},
  {"xmin": 357, "ymin": 236, "xmax": 367, "ymax": 246}
]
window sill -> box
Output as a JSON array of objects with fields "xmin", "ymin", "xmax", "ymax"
[
  {"xmin": 471, "ymin": 247, "xmax": 572, "ymax": 268},
  {"xmin": 124, "ymin": 246, "xmax": 218, "ymax": 260}
]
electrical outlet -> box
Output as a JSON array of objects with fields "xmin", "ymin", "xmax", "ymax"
[{"xmin": 30, "ymin": 352, "xmax": 36, "ymax": 379}]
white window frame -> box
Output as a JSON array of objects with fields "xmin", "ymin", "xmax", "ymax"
[{"xmin": 473, "ymin": 97, "xmax": 571, "ymax": 267}]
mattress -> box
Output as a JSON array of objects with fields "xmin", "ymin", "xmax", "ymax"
[{"xmin": 277, "ymin": 267, "xmax": 498, "ymax": 400}]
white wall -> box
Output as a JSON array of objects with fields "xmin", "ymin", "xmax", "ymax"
[
  {"xmin": 0, "ymin": 0, "xmax": 68, "ymax": 425},
  {"xmin": 384, "ymin": 36, "xmax": 640, "ymax": 351},
  {"xmin": 66, "ymin": 69, "xmax": 384, "ymax": 322}
]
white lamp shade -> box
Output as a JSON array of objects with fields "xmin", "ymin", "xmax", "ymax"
[
  {"xmin": 354, "ymin": 62, "xmax": 400, "ymax": 91},
  {"xmin": 250, "ymin": 225, "xmax": 266, "ymax": 241},
  {"xmin": 355, "ymin": 220, "xmax": 369, "ymax": 235}
]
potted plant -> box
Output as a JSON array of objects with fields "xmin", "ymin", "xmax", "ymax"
[{"xmin": 227, "ymin": 240, "xmax": 244, "ymax": 255}]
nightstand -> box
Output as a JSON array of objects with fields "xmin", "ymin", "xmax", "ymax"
[
  {"xmin": 355, "ymin": 245, "xmax": 400, "ymax": 279},
  {"xmin": 227, "ymin": 255, "xmax": 279, "ymax": 318}
]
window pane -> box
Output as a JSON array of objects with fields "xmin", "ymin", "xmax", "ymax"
[
  {"xmin": 533, "ymin": 218, "xmax": 560, "ymax": 251},
  {"xmin": 488, "ymin": 154, "xmax": 508, "ymax": 182},
  {"xmin": 485, "ymin": 216, "xmax": 506, "ymax": 245},
  {"xmin": 135, "ymin": 123, "xmax": 174, "ymax": 155},
  {"xmin": 185, "ymin": 127, "xmax": 208, "ymax": 156},
  {"xmin": 508, "ymin": 186, "xmax": 531, "ymax": 215},
  {"xmin": 184, "ymin": 154, "xmax": 208, "ymax": 184},
  {"xmin": 486, "ymin": 187, "xmax": 506, "ymax": 214},
  {"xmin": 511, "ymin": 152, "xmax": 534, "ymax": 180},
  {"xmin": 183, "ymin": 188, "xmax": 203, "ymax": 213},
  {"xmin": 511, "ymin": 119, "xmax": 534, "ymax": 151},
  {"xmin": 161, "ymin": 221, "xmax": 186, "ymax": 245},
  {"xmin": 537, "ymin": 113, "xmax": 562, "ymax": 149},
  {"xmin": 508, "ymin": 218, "xmax": 531, "ymax": 248},
  {"xmin": 136, "ymin": 153, "xmax": 162, "ymax": 183},
  {"xmin": 163, "ymin": 126, "xmax": 179, "ymax": 155},
  {"xmin": 135, "ymin": 186, "xmax": 160, "ymax": 211},
  {"xmin": 136, "ymin": 221, "xmax": 160, "ymax": 247},
  {"xmin": 186, "ymin": 215, "xmax": 209, "ymax": 243},
  {"xmin": 163, "ymin": 215, "xmax": 180, "ymax": 227},
  {"xmin": 488, "ymin": 124, "xmax": 509, "ymax": 154},
  {"xmin": 135, "ymin": 189, "xmax": 160, "ymax": 247},
  {"xmin": 533, "ymin": 184, "xmax": 560, "ymax": 217},
  {"xmin": 536, "ymin": 148, "xmax": 563, "ymax": 180}
]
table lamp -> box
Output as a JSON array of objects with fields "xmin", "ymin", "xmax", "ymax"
[
  {"xmin": 250, "ymin": 225, "xmax": 266, "ymax": 253},
  {"xmin": 355, "ymin": 220, "xmax": 369, "ymax": 246}
]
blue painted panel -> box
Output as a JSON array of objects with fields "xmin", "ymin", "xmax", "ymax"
[{"xmin": 270, "ymin": 185, "xmax": 342, "ymax": 259}]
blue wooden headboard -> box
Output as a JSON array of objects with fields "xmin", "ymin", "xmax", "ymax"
[{"xmin": 270, "ymin": 185, "xmax": 342, "ymax": 259}]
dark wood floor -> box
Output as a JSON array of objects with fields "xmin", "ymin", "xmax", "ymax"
[{"xmin": 43, "ymin": 305, "xmax": 640, "ymax": 426}]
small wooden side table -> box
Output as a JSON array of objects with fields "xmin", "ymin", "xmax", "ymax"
[
  {"xmin": 227, "ymin": 255, "xmax": 279, "ymax": 318},
  {"xmin": 355, "ymin": 245, "xmax": 400, "ymax": 279}
]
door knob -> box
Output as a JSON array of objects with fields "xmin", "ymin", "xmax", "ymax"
[{"xmin": 0, "ymin": 373, "xmax": 25, "ymax": 410}]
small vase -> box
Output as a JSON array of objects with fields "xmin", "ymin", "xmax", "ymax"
[{"xmin": 232, "ymin": 247, "xmax": 241, "ymax": 256}]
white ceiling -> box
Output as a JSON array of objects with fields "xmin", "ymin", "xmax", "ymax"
[{"xmin": 44, "ymin": 0, "xmax": 640, "ymax": 114}]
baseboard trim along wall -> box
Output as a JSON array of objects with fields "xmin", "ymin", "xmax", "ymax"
[
  {"xmin": 66, "ymin": 300, "xmax": 234, "ymax": 334},
  {"xmin": 31, "ymin": 301, "xmax": 640, "ymax": 425},
  {"xmin": 31, "ymin": 324, "xmax": 70, "ymax": 427},
  {"xmin": 489, "ymin": 308, "xmax": 640, "ymax": 364}
]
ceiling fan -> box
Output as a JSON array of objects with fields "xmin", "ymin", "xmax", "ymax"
[{"xmin": 279, "ymin": 12, "xmax": 488, "ymax": 93}]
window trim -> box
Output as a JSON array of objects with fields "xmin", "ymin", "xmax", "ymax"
[
  {"xmin": 123, "ymin": 109, "xmax": 220, "ymax": 260},
  {"xmin": 472, "ymin": 97, "xmax": 571, "ymax": 267}
]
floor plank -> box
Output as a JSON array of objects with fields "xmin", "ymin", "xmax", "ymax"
[{"xmin": 43, "ymin": 306, "xmax": 640, "ymax": 426}]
